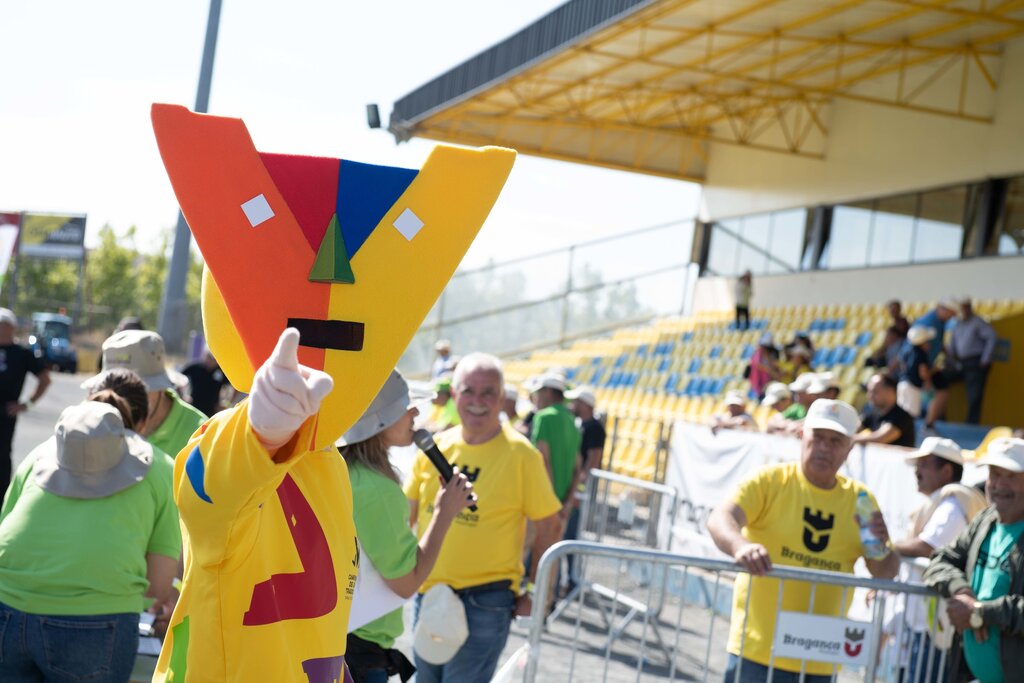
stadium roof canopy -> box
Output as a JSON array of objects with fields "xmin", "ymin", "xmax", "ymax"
[{"xmin": 388, "ymin": 0, "xmax": 1024, "ymax": 182}]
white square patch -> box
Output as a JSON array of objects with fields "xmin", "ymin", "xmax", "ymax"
[
  {"xmin": 241, "ymin": 194, "xmax": 274, "ymax": 228},
  {"xmin": 393, "ymin": 208, "xmax": 424, "ymax": 241}
]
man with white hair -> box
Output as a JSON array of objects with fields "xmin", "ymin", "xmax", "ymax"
[
  {"xmin": 0, "ymin": 308, "xmax": 50, "ymax": 485},
  {"xmin": 708, "ymin": 399, "xmax": 899, "ymax": 682},
  {"xmin": 405, "ymin": 353, "xmax": 562, "ymax": 682}
]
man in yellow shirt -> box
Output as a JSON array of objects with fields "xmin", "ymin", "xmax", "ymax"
[
  {"xmin": 405, "ymin": 352, "xmax": 562, "ymax": 682},
  {"xmin": 707, "ymin": 399, "xmax": 900, "ymax": 682}
]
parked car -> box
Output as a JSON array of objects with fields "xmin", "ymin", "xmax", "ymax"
[{"xmin": 29, "ymin": 312, "xmax": 78, "ymax": 373}]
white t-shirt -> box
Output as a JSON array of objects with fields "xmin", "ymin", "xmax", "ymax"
[{"xmin": 904, "ymin": 494, "xmax": 967, "ymax": 632}]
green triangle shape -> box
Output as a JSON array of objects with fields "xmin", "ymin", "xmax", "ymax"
[{"xmin": 309, "ymin": 214, "xmax": 355, "ymax": 284}]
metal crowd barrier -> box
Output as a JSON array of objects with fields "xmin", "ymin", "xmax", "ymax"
[
  {"xmin": 551, "ymin": 469, "xmax": 678, "ymax": 647},
  {"xmin": 525, "ymin": 542, "xmax": 952, "ymax": 683}
]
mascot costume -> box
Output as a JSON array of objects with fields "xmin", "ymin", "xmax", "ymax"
[{"xmin": 149, "ymin": 103, "xmax": 514, "ymax": 682}]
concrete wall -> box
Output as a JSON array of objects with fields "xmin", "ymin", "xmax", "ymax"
[
  {"xmin": 700, "ymin": 42, "xmax": 1024, "ymax": 220},
  {"xmin": 692, "ymin": 256, "xmax": 1024, "ymax": 312}
]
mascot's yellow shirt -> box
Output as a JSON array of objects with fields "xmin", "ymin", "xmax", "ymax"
[{"xmin": 154, "ymin": 404, "xmax": 357, "ymax": 683}]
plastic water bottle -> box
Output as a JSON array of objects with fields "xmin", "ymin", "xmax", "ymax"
[{"xmin": 855, "ymin": 491, "xmax": 888, "ymax": 560}]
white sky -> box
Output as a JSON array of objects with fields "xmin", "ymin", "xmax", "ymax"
[{"xmin": 0, "ymin": 0, "xmax": 701, "ymax": 269}]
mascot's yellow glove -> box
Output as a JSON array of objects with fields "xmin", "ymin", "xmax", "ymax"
[{"xmin": 248, "ymin": 328, "xmax": 334, "ymax": 450}]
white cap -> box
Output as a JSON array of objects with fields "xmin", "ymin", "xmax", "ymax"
[
  {"xmin": 534, "ymin": 372, "xmax": 567, "ymax": 392},
  {"xmin": 762, "ymin": 382, "xmax": 792, "ymax": 407},
  {"xmin": 413, "ymin": 584, "xmax": 469, "ymax": 665},
  {"xmin": 804, "ymin": 399, "xmax": 860, "ymax": 437},
  {"xmin": 978, "ymin": 438, "xmax": 1024, "ymax": 474},
  {"xmin": 906, "ymin": 436, "xmax": 964, "ymax": 465},
  {"xmin": 434, "ymin": 339, "xmax": 451, "ymax": 352},
  {"xmin": 504, "ymin": 384, "xmax": 519, "ymax": 401},
  {"xmin": 565, "ymin": 385, "xmax": 596, "ymax": 408},
  {"xmin": 724, "ymin": 390, "xmax": 746, "ymax": 407},
  {"xmin": 938, "ymin": 298, "xmax": 959, "ymax": 311},
  {"xmin": 816, "ymin": 372, "xmax": 841, "ymax": 390},
  {"xmin": 907, "ymin": 326, "xmax": 937, "ymax": 346},
  {"xmin": 0, "ymin": 308, "xmax": 16, "ymax": 327},
  {"xmin": 758, "ymin": 332, "xmax": 774, "ymax": 346},
  {"xmin": 789, "ymin": 372, "xmax": 818, "ymax": 393}
]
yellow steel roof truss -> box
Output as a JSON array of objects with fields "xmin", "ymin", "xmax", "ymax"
[{"xmin": 402, "ymin": 0, "xmax": 1024, "ymax": 180}]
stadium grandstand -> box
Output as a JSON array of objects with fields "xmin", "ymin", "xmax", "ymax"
[{"xmin": 386, "ymin": 0, "xmax": 1024, "ymax": 475}]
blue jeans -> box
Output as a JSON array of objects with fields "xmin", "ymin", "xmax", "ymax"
[
  {"xmin": 0, "ymin": 602, "xmax": 139, "ymax": 683},
  {"xmin": 724, "ymin": 654, "xmax": 833, "ymax": 683},
  {"xmin": 413, "ymin": 587, "xmax": 515, "ymax": 683},
  {"xmin": 901, "ymin": 632, "xmax": 950, "ymax": 683}
]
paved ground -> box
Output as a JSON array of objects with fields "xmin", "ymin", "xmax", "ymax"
[{"xmin": 11, "ymin": 370, "xmax": 87, "ymax": 471}]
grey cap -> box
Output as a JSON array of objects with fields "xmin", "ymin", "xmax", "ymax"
[
  {"xmin": 33, "ymin": 401, "xmax": 153, "ymax": 499},
  {"xmin": 337, "ymin": 370, "xmax": 432, "ymax": 446}
]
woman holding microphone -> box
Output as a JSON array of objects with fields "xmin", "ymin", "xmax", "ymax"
[{"xmin": 341, "ymin": 370, "xmax": 474, "ymax": 682}]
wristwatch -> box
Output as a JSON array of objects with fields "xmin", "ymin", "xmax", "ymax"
[{"xmin": 969, "ymin": 604, "xmax": 984, "ymax": 630}]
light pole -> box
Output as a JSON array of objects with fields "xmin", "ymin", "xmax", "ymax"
[{"xmin": 158, "ymin": 0, "xmax": 222, "ymax": 354}]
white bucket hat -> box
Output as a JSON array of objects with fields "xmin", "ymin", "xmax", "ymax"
[
  {"xmin": 906, "ymin": 436, "xmax": 964, "ymax": 465},
  {"xmin": 82, "ymin": 330, "xmax": 187, "ymax": 393},
  {"xmin": 804, "ymin": 399, "xmax": 860, "ymax": 438},
  {"xmin": 33, "ymin": 401, "xmax": 153, "ymax": 499},
  {"xmin": 413, "ymin": 584, "xmax": 469, "ymax": 665},
  {"xmin": 724, "ymin": 390, "xmax": 746, "ymax": 407},
  {"xmin": 977, "ymin": 438, "xmax": 1024, "ymax": 474},
  {"xmin": 337, "ymin": 369, "xmax": 432, "ymax": 446}
]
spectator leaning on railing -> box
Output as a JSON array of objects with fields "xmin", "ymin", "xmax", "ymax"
[
  {"xmin": 924, "ymin": 438, "xmax": 1024, "ymax": 683},
  {"xmin": 894, "ymin": 437, "xmax": 986, "ymax": 683},
  {"xmin": 708, "ymin": 399, "xmax": 899, "ymax": 683}
]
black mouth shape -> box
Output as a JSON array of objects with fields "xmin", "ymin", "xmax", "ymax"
[{"xmin": 288, "ymin": 318, "xmax": 364, "ymax": 352}]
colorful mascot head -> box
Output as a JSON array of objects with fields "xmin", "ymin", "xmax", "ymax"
[{"xmin": 151, "ymin": 104, "xmax": 514, "ymax": 450}]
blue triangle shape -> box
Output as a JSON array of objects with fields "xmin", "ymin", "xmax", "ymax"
[{"xmin": 336, "ymin": 160, "xmax": 418, "ymax": 258}]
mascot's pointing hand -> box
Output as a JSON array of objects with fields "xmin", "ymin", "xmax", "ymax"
[{"xmin": 248, "ymin": 328, "xmax": 334, "ymax": 450}]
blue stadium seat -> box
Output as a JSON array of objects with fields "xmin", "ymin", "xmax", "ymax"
[
  {"xmin": 591, "ymin": 368, "xmax": 604, "ymax": 385},
  {"xmin": 636, "ymin": 345, "xmax": 649, "ymax": 357},
  {"xmin": 565, "ymin": 367, "xmax": 578, "ymax": 381},
  {"xmin": 614, "ymin": 354, "xmax": 628, "ymax": 368},
  {"xmin": 664, "ymin": 372, "xmax": 680, "ymax": 392},
  {"xmin": 741, "ymin": 344, "xmax": 755, "ymax": 360},
  {"xmin": 658, "ymin": 358, "xmax": 671, "ymax": 372},
  {"xmin": 855, "ymin": 331, "xmax": 874, "ymax": 347},
  {"xmin": 709, "ymin": 345, "xmax": 722, "ymax": 359},
  {"xmin": 688, "ymin": 358, "xmax": 702, "ymax": 373},
  {"xmin": 809, "ymin": 319, "xmax": 823, "ymax": 332},
  {"xmin": 682, "ymin": 331, "xmax": 694, "ymax": 342}
]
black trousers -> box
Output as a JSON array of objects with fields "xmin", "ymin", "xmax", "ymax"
[
  {"xmin": 946, "ymin": 355, "xmax": 989, "ymax": 424},
  {"xmin": 735, "ymin": 306, "xmax": 750, "ymax": 330},
  {"xmin": 0, "ymin": 415, "xmax": 15, "ymax": 488}
]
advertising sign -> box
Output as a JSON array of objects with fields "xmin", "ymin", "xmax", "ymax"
[
  {"xmin": 0, "ymin": 212, "xmax": 19, "ymax": 291},
  {"xmin": 773, "ymin": 612, "xmax": 872, "ymax": 666},
  {"xmin": 18, "ymin": 213, "xmax": 86, "ymax": 259}
]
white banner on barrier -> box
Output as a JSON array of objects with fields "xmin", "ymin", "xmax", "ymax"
[
  {"xmin": 773, "ymin": 612, "xmax": 872, "ymax": 666},
  {"xmin": 663, "ymin": 421, "xmax": 984, "ymax": 561}
]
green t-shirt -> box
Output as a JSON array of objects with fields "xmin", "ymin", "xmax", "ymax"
[
  {"xmin": 965, "ymin": 520, "xmax": 1024, "ymax": 683},
  {"xmin": 531, "ymin": 402, "xmax": 581, "ymax": 502},
  {"xmin": 781, "ymin": 403, "xmax": 808, "ymax": 420},
  {"xmin": 349, "ymin": 463, "xmax": 419, "ymax": 649},
  {"xmin": 149, "ymin": 390, "xmax": 207, "ymax": 459},
  {"xmin": 0, "ymin": 444, "xmax": 181, "ymax": 615}
]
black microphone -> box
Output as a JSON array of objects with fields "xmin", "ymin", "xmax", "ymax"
[{"xmin": 413, "ymin": 428, "xmax": 478, "ymax": 512}]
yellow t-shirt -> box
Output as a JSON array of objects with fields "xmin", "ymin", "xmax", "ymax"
[
  {"xmin": 728, "ymin": 462, "xmax": 875, "ymax": 675},
  {"xmin": 403, "ymin": 424, "xmax": 561, "ymax": 593},
  {"xmin": 153, "ymin": 404, "xmax": 357, "ymax": 683}
]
